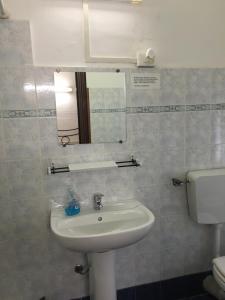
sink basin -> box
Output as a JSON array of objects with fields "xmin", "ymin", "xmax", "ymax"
[{"xmin": 51, "ymin": 200, "xmax": 155, "ymax": 252}]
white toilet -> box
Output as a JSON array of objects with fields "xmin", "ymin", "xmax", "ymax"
[
  {"xmin": 187, "ymin": 168, "xmax": 225, "ymax": 300},
  {"xmin": 213, "ymin": 257, "xmax": 225, "ymax": 291}
]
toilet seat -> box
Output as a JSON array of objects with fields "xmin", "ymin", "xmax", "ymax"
[{"xmin": 213, "ymin": 257, "xmax": 225, "ymax": 291}]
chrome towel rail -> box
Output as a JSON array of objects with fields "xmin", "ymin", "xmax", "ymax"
[{"xmin": 48, "ymin": 157, "xmax": 141, "ymax": 175}]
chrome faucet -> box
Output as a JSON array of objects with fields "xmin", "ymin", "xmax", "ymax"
[{"xmin": 93, "ymin": 193, "xmax": 104, "ymax": 210}]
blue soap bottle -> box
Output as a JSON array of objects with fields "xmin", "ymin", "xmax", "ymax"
[{"xmin": 65, "ymin": 189, "xmax": 81, "ymax": 216}]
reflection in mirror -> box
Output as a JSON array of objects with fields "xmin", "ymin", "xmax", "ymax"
[{"xmin": 54, "ymin": 71, "xmax": 126, "ymax": 146}]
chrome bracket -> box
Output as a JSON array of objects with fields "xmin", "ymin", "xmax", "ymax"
[{"xmin": 172, "ymin": 178, "xmax": 188, "ymax": 187}]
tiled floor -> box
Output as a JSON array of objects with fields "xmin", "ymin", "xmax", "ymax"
[
  {"xmin": 185, "ymin": 293, "xmax": 215, "ymax": 300},
  {"xmin": 78, "ymin": 292, "xmax": 216, "ymax": 300},
  {"xmin": 74, "ymin": 272, "xmax": 215, "ymax": 300}
]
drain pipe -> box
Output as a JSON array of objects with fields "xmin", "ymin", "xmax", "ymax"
[
  {"xmin": 214, "ymin": 223, "xmax": 223, "ymax": 258},
  {"xmin": 0, "ymin": 0, "xmax": 9, "ymax": 19}
]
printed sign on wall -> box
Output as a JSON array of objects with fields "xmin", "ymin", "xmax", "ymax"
[{"xmin": 131, "ymin": 73, "xmax": 160, "ymax": 89}]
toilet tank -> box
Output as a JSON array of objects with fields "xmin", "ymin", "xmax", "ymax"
[{"xmin": 187, "ymin": 168, "xmax": 225, "ymax": 224}]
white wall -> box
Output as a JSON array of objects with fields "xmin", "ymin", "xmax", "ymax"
[{"xmin": 4, "ymin": 0, "xmax": 225, "ymax": 67}]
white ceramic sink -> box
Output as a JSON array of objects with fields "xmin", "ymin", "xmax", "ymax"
[{"xmin": 51, "ymin": 200, "xmax": 155, "ymax": 252}]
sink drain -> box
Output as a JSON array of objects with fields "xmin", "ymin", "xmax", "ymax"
[{"xmin": 98, "ymin": 217, "xmax": 103, "ymax": 222}]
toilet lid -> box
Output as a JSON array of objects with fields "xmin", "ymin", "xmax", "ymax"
[{"xmin": 213, "ymin": 257, "xmax": 225, "ymax": 278}]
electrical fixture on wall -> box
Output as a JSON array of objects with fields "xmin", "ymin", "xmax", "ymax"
[
  {"xmin": 137, "ymin": 48, "xmax": 156, "ymax": 68},
  {"xmin": 0, "ymin": 0, "xmax": 9, "ymax": 19}
]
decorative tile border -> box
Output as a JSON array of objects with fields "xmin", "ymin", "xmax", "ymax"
[
  {"xmin": 127, "ymin": 106, "xmax": 160, "ymax": 113},
  {"xmin": 0, "ymin": 109, "xmax": 56, "ymax": 118},
  {"xmin": 1, "ymin": 104, "xmax": 225, "ymax": 119},
  {"xmin": 38, "ymin": 109, "xmax": 56, "ymax": 117},
  {"xmin": 160, "ymin": 105, "xmax": 185, "ymax": 112},
  {"xmin": 91, "ymin": 108, "xmax": 126, "ymax": 113},
  {"xmin": 211, "ymin": 103, "xmax": 225, "ymax": 110},
  {"xmin": 185, "ymin": 104, "xmax": 211, "ymax": 111},
  {"xmin": 1, "ymin": 109, "xmax": 38, "ymax": 118},
  {"xmin": 127, "ymin": 103, "xmax": 225, "ymax": 114}
]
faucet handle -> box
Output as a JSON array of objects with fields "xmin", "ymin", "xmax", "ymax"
[
  {"xmin": 93, "ymin": 193, "xmax": 104, "ymax": 210},
  {"xmin": 94, "ymin": 193, "xmax": 104, "ymax": 200}
]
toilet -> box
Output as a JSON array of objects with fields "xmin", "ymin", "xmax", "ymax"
[
  {"xmin": 213, "ymin": 257, "xmax": 225, "ymax": 291},
  {"xmin": 187, "ymin": 168, "xmax": 225, "ymax": 300}
]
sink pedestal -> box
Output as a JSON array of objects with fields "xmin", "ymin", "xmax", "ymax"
[{"xmin": 88, "ymin": 251, "xmax": 116, "ymax": 300}]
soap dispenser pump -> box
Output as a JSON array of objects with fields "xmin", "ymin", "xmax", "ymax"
[{"xmin": 65, "ymin": 189, "xmax": 80, "ymax": 216}]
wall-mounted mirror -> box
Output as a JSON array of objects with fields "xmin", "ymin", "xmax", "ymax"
[{"xmin": 54, "ymin": 71, "xmax": 126, "ymax": 146}]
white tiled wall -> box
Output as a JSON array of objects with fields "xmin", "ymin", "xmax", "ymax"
[{"xmin": 0, "ymin": 20, "xmax": 225, "ymax": 300}]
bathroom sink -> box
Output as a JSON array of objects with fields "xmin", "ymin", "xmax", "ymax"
[{"xmin": 50, "ymin": 200, "xmax": 155, "ymax": 252}]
